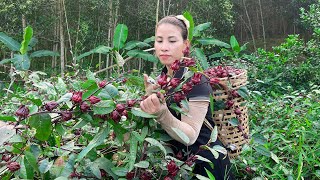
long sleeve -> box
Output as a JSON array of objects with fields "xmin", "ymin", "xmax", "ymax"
[{"xmin": 155, "ymin": 101, "xmax": 209, "ymax": 146}]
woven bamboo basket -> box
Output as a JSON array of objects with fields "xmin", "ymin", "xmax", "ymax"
[{"xmin": 210, "ymin": 69, "xmax": 249, "ymax": 159}]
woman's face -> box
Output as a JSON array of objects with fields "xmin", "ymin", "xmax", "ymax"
[{"xmin": 154, "ymin": 23, "xmax": 188, "ymax": 66}]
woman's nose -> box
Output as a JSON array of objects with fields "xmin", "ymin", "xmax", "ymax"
[{"xmin": 160, "ymin": 42, "xmax": 169, "ymax": 51}]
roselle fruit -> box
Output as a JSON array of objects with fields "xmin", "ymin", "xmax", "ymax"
[
  {"xmin": 1, "ymin": 154, "xmax": 10, "ymax": 162},
  {"xmin": 80, "ymin": 102, "xmax": 90, "ymax": 112},
  {"xmin": 121, "ymin": 110, "xmax": 128, "ymax": 118},
  {"xmin": 116, "ymin": 104, "xmax": 125, "ymax": 113},
  {"xmin": 209, "ymin": 78, "xmax": 220, "ymax": 86},
  {"xmin": 98, "ymin": 80, "xmax": 107, "ymax": 88},
  {"xmin": 231, "ymin": 90, "xmax": 240, "ymax": 98},
  {"xmin": 170, "ymin": 60, "xmax": 180, "ymax": 71},
  {"xmin": 183, "ymin": 46, "xmax": 190, "ymax": 57},
  {"xmin": 88, "ymin": 96, "xmax": 101, "ymax": 104},
  {"xmin": 6, "ymin": 161, "xmax": 20, "ymax": 172},
  {"xmin": 182, "ymin": 82, "xmax": 193, "ymax": 94},
  {"xmin": 167, "ymin": 160, "xmax": 179, "ymax": 176},
  {"xmin": 237, "ymin": 125, "xmax": 244, "ymax": 131},
  {"xmin": 72, "ymin": 91, "xmax": 83, "ymax": 104},
  {"xmin": 100, "ymin": 169, "xmax": 107, "ymax": 177},
  {"xmin": 173, "ymin": 92, "xmax": 185, "ymax": 103},
  {"xmin": 139, "ymin": 171, "xmax": 152, "ymax": 180},
  {"xmin": 169, "ymin": 78, "xmax": 180, "ymax": 88},
  {"xmin": 234, "ymin": 108, "xmax": 242, "ymax": 115},
  {"xmin": 61, "ymin": 111, "xmax": 72, "ymax": 121},
  {"xmin": 15, "ymin": 105, "xmax": 29, "ymax": 118},
  {"xmin": 183, "ymin": 58, "xmax": 196, "ymax": 67},
  {"xmin": 158, "ymin": 73, "xmax": 168, "ymax": 87},
  {"xmin": 126, "ymin": 171, "xmax": 135, "ymax": 180},
  {"xmin": 191, "ymin": 73, "xmax": 202, "ymax": 85},
  {"xmin": 226, "ymin": 100, "xmax": 234, "ymax": 109},
  {"xmin": 126, "ymin": 100, "xmax": 136, "ymax": 107},
  {"xmin": 111, "ymin": 110, "xmax": 121, "ymax": 122},
  {"xmin": 176, "ymin": 151, "xmax": 183, "ymax": 160},
  {"xmin": 45, "ymin": 101, "xmax": 58, "ymax": 111}
]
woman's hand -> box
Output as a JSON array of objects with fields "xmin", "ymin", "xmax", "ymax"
[
  {"xmin": 143, "ymin": 74, "xmax": 159, "ymax": 96},
  {"xmin": 140, "ymin": 94, "xmax": 165, "ymax": 114}
]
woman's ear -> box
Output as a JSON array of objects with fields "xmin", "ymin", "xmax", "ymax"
[{"xmin": 183, "ymin": 40, "xmax": 190, "ymax": 50}]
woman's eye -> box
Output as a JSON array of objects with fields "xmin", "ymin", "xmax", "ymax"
[
  {"xmin": 157, "ymin": 40, "xmax": 163, "ymax": 43},
  {"xmin": 169, "ymin": 41, "xmax": 176, "ymax": 43}
]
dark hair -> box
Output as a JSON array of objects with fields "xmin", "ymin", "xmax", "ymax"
[{"xmin": 157, "ymin": 15, "xmax": 188, "ymax": 40}]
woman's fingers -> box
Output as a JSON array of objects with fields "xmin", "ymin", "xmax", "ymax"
[{"xmin": 140, "ymin": 94, "xmax": 161, "ymax": 114}]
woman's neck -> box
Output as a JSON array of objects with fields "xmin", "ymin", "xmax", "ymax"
[{"xmin": 166, "ymin": 65, "xmax": 174, "ymax": 76}]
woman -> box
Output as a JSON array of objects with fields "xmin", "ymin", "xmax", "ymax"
[{"xmin": 140, "ymin": 15, "xmax": 234, "ymax": 179}]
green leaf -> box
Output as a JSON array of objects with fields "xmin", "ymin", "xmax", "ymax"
[
  {"xmin": 113, "ymin": 24, "xmax": 128, "ymax": 50},
  {"xmin": 196, "ymin": 38, "xmax": 230, "ymax": 48},
  {"xmin": 145, "ymin": 137, "xmax": 167, "ymax": 155},
  {"xmin": 25, "ymin": 151, "xmax": 39, "ymax": 172},
  {"xmin": 169, "ymin": 103, "xmax": 189, "ymax": 116},
  {"xmin": 183, "ymin": 11, "xmax": 194, "ymax": 42},
  {"xmin": 209, "ymin": 52, "xmax": 225, "ymax": 59},
  {"xmin": 111, "ymin": 167, "xmax": 128, "ymax": 176},
  {"xmin": 254, "ymin": 145, "xmax": 271, "ymax": 157},
  {"xmin": 28, "ymin": 37, "xmax": 38, "ymax": 47},
  {"xmin": 0, "ymin": 126, "xmax": 15, "ymax": 145},
  {"xmin": 131, "ymin": 108, "xmax": 157, "ymax": 118},
  {"xmin": 271, "ymin": 152, "xmax": 280, "ymax": 164},
  {"xmin": 237, "ymin": 86, "xmax": 249, "ymax": 99},
  {"xmin": 127, "ymin": 50, "xmax": 158, "ymax": 62},
  {"xmin": 12, "ymin": 54, "xmax": 30, "ymax": 70},
  {"xmin": 230, "ymin": 35, "xmax": 240, "ymax": 53},
  {"xmin": 0, "ymin": 32, "xmax": 20, "ymax": 51},
  {"xmin": 90, "ymin": 157, "xmax": 117, "ymax": 179},
  {"xmin": 132, "ymin": 131, "xmax": 144, "ymax": 142},
  {"xmin": 143, "ymin": 36, "xmax": 155, "ymax": 44},
  {"xmin": 76, "ymin": 45, "xmax": 111, "ymax": 61},
  {"xmin": 134, "ymin": 161, "xmax": 149, "ymax": 168},
  {"xmin": 0, "ymin": 115, "xmax": 16, "ymax": 122},
  {"xmin": 202, "ymin": 145, "xmax": 219, "ymax": 159},
  {"xmin": 195, "ymin": 155, "xmax": 211, "ymax": 163},
  {"xmin": 99, "ymin": 84, "xmax": 119, "ymax": 99},
  {"xmin": 24, "ymin": 156, "xmax": 34, "ymax": 179},
  {"xmin": 209, "ymin": 94, "xmax": 214, "ymax": 114},
  {"xmin": 82, "ymin": 80, "xmax": 99, "ymax": 100},
  {"xmin": 77, "ymin": 127, "xmax": 109, "ymax": 161},
  {"xmin": 181, "ymin": 99, "xmax": 189, "ymax": 111},
  {"xmin": 193, "ymin": 22, "xmax": 211, "ymax": 37},
  {"xmin": 30, "ymin": 50, "xmax": 59, "ymax": 58},
  {"xmin": 214, "ymin": 100, "xmax": 225, "ymax": 111},
  {"xmin": 56, "ymin": 93, "xmax": 72, "ymax": 104},
  {"xmin": 228, "ymin": 118, "xmax": 239, "ymax": 127},
  {"xmin": 252, "ymin": 133, "xmax": 267, "ymax": 145},
  {"xmin": 195, "ymin": 174, "xmax": 211, "ymax": 180},
  {"xmin": 205, "ymin": 168, "xmax": 216, "ymax": 180},
  {"xmin": 128, "ymin": 136, "xmax": 138, "ymax": 171},
  {"xmin": 171, "ymin": 127, "xmax": 190, "ymax": 145},
  {"xmin": 195, "ymin": 48, "xmax": 209, "ymax": 70},
  {"xmin": 20, "ymin": 26, "xmax": 33, "ymax": 54},
  {"xmin": 124, "ymin": 40, "xmax": 151, "ymax": 50},
  {"xmin": 29, "ymin": 114, "xmax": 52, "ymax": 141},
  {"xmin": 212, "ymin": 145, "xmax": 227, "ymax": 155},
  {"xmin": 0, "ymin": 58, "xmax": 14, "ymax": 64},
  {"xmin": 56, "ymin": 77, "xmax": 67, "ymax": 93},
  {"xmin": 92, "ymin": 100, "xmax": 115, "ymax": 115},
  {"xmin": 210, "ymin": 126, "xmax": 218, "ymax": 143}
]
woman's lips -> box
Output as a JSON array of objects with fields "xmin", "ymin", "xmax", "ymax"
[{"xmin": 160, "ymin": 55, "xmax": 170, "ymax": 60}]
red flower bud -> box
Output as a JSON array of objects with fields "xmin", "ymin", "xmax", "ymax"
[
  {"xmin": 226, "ymin": 100, "xmax": 234, "ymax": 109},
  {"xmin": 157, "ymin": 72, "xmax": 168, "ymax": 87},
  {"xmin": 183, "ymin": 58, "xmax": 196, "ymax": 67},
  {"xmin": 2, "ymin": 154, "xmax": 10, "ymax": 162},
  {"xmin": 88, "ymin": 96, "xmax": 101, "ymax": 104},
  {"xmin": 126, "ymin": 100, "xmax": 136, "ymax": 107},
  {"xmin": 6, "ymin": 161, "xmax": 20, "ymax": 172},
  {"xmin": 231, "ymin": 90, "xmax": 240, "ymax": 98},
  {"xmin": 234, "ymin": 108, "xmax": 242, "ymax": 115},
  {"xmin": 72, "ymin": 91, "xmax": 83, "ymax": 104},
  {"xmin": 98, "ymin": 80, "xmax": 107, "ymax": 88},
  {"xmin": 126, "ymin": 171, "xmax": 135, "ymax": 180},
  {"xmin": 45, "ymin": 101, "xmax": 58, "ymax": 111},
  {"xmin": 170, "ymin": 60, "xmax": 180, "ymax": 71},
  {"xmin": 191, "ymin": 73, "xmax": 202, "ymax": 85},
  {"xmin": 110, "ymin": 110, "xmax": 121, "ymax": 122},
  {"xmin": 61, "ymin": 111, "xmax": 72, "ymax": 121},
  {"xmin": 169, "ymin": 78, "xmax": 180, "ymax": 89},
  {"xmin": 15, "ymin": 105, "xmax": 29, "ymax": 118},
  {"xmin": 182, "ymin": 82, "xmax": 193, "ymax": 94},
  {"xmin": 167, "ymin": 160, "xmax": 179, "ymax": 176},
  {"xmin": 116, "ymin": 104, "xmax": 126, "ymax": 113},
  {"xmin": 173, "ymin": 92, "xmax": 186, "ymax": 103},
  {"xmin": 209, "ymin": 78, "xmax": 220, "ymax": 86},
  {"xmin": 80, "ymin": 102, "xmax": 90, "ymax": 112},
  {"xmin": 183, "ymin": 46, "xmax": 190, "ymax": 57}
]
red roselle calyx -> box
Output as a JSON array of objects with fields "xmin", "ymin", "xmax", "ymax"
[
  {"xmin": 226, "ymin": 100, "xmax": 234, "ymax": 109},
  {"xmin": 88, "ymin": 96, "xmax": 101, "ymax": 104},
  {"xmin": 182, "ymin": 82, "xmax": 193, "ymax": 94},
  {"xmin": 183, "ymin": 46, "xmax": 190, "ymax": 57},
  {"xmin": 111, "ymin": 110, "xmax": 121, "ymax": 122},
  {"xmin": 183, "ymin": 58, "xmax": 196, "ymax": 67},
  {"xmin": 126, "ymin": 171, "xmax": 135, "ymax": 180},
  {"xmin": 139, "ymin": 171, "xmax": 152, "ymax": 180},
  {"xmin": 6, "ymin": 161, "xmax": 20, "ymax": 172},
  {"xmin": 72, "ymin": 91, "xmax": 83, "ymax": 104},
  {"xmin": 80, "ymin": 102, "xmax": 90, "ymax": 112},
  {"xmin": 158, "ymin": 73, "xmax": 168, "ymax": 87},
  {"xmin": 173, "ymin": 92, "xmax": 186, "ymax": 103},
  {"xmin": 234, "ymin": 108, "xmax": 242, "ymax": 115},
  {"xmin": 164, "ymin": 176, "xmax": 173, "ymax": 180},
  {"xmin": 1, "ymin": 154, "xmax": 10, "ymax": 162},
  {"xmin": 126, "ymin": 100, "xmax": 136, "ymax": 107},
  {"xmin": 121, "ymin": 110, "xmax": 128, "ymax": 118},
  {"xmin": 116, "ymin": 104, "xmax": 125, "ymax": 113},
  {"xmin": 167, "ymin": 160, "xmax": 179, "ymax": 176},
  {"xmin": 176, "ymin": 151, "xmax": 183, "ymax": 160},
  {"xmin": 15, "ymin": 105, "xmax": 29, "ymax": 118},
  {"xmin": 100, "ymin": 169, "xmax": 107, "ymax": 177},
  {"xmin": 231, "ymin": 90, "xmax": 240, "ymax": 98},
  {"xmin": 45, "ymin": 101, "xmax": 58, "ymax": 111},
  {"xmin": 61, "ymin": 111, "xmax": 72, "ymax": 121},
  {"xmin": 170, "ymin": 60, "xmax": 180, "ymax": 71},
  {"xmin": 70, "ymin": 171, "xmax": 81, "ymax": 178},
  {"xmin": 98, "ymin": 80, "xmax": 107, "ymax": 88},
  {"xmin": 209, "ymin": 78, "xmax": 220, "ymax": 86},
  {"xmin": 191, "ymin": 73, "xmax": 202, "ymax": 85},
  {"xmin": 169, "ymin": 78, "xmax": 180, "ymax": 89}
]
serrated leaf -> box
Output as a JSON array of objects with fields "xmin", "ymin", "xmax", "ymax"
[
  {"xmin": 82, "ymin": 80, "xmax": 99, "ymax": 100},
  {"xmin": 171, "ymin": 127, "xmax": 190, "ymax": 145},
  {"xmin": 195, "ymin": 48, "xmax": 209, "ymax": 70},
  {"xmin": 134, "ymin": 161, "xmax": 149, "ymax": 168},
  {"xmin": 113, "ymin": 24, "xmax": 128, "ymax": 50},
  {"xmin": 29, "ymin": 114, "xmax": 52, "ymax": 141},
  {"xmin": 92, "ymin": 100, "xmax": 115, "ymax": 115},
  {"xmin": 128, "ymin": 136, "xmax": 138, "ymax": 171},
  {"xmin": 228, "ymin": 118, "xmax": 239, "ymax": 127},
  {"xmin": 99, "ymin": 84, "xmax": 119, "ymax": 99},
  {"xmin": 77, "ymin": 127, "xmax": 109, "ymax": 161},
  {"xmin": 131, "ymin": 108, "xmax": 157, "ymax": 118},
  {"xmin": 145, "ymin": 137, "xmax": 167, "ymax": 155}
]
